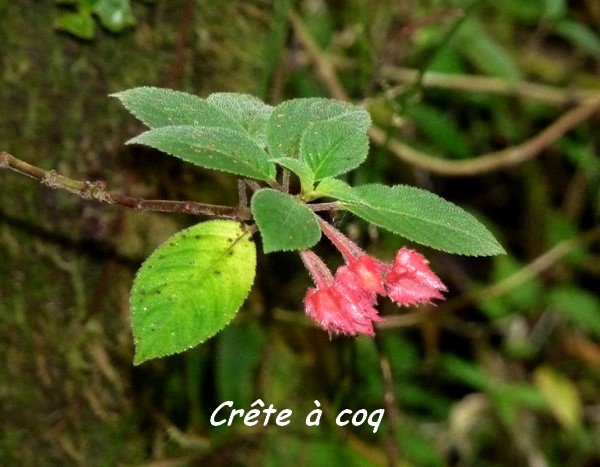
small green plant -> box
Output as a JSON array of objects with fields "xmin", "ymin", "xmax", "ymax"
[
  {"xmin": 55, "ymin": 0, "xmax": 137, "ymax": 40},
  {"xmin": 107, "ymin": 87, "xmax": 505, "ymax": 364}
]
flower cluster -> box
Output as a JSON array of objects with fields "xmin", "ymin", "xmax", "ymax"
[{"xmin": 301, "ymin": 219, "xmax": 447, "ymax": 336}]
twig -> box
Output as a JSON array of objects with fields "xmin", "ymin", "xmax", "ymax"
[
  {"xmin": 0, "ymin": 152, "xmax": 251, "ymax": 220},
  {"xmin": 380, "ymin": 67, "xmax": 599, "ymax": 106},
  {"xmin": 237, "ymin": 179, "xmax": 248, "ymax": 210},
  {"xmin": 281, "ymin": 168, "xmax": 290, "ymax": 193},
  {"xmin": 369, "ymin": 96, "xmax": 600, "ymax": 176},
  {"xmin": 290, "ymin": 11, "xmax": 600, "ymax": 177},
  {"xmin": 244, "ymin": 179, "xmax": 263, "ymax": 194},
  {"xmin": 1, "ymin": 151, "xmax": 348, "ymax": 221},
  {"xmin": 308, "ymin": 201, "xmax": 342, "ymax": 212}
]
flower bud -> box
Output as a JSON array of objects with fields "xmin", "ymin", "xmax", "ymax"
[{"xmin": 385, "ymin": 248, "xmax": 447, "ymax": 306}]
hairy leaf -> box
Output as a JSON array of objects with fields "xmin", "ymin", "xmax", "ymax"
[
  {"xmin": 207, "ymin": 92, "xmax": 273, "ymax": 147},
  {"xmin": 321, "ymin": 182, "xmax": 505, "ymax": 256},
  {"xmin": 313, "ymin": 178, "xmax": 363, "ymax": 203},
  {"xmin": 127, "ymin": 125, "xmax": 276, "ymax": 181},
  {"xmin": 300, "ymin": 114, "xmax": 370, "ymax": 179},
  {"xmin": 267, "ymin": 98, "xmax": 368, "ymax": 159},
  {"xmin": 270, "ymin": 157, "xmax": 315, "ymax": 192},
  {"xmin": 251, "ymin": 189, "xmax": 321, "ymax": 253},
  {"xmin": 111, "ymin": 87, "xmax": 242, "ymax": 130}
]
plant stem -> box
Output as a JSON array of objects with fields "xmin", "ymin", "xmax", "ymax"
[
  {"xmin": 299, "ymin": 249, "xmax": 334, "ymax": 288},
  {"xmin": 308, "ymin": 202, "xmax": 342, "ymax": 212},
  {"xmin": 281, "ymin": 168, "xmax": 290, "ymax": 193},
  {"xmin": 317, "ymin": 217, "xmax": 364, "ymax": 262},
  {"xmin": 0, "ymin": 151, "xmax": 251, "ymax": 220},
  {"xmin": 1, "ymin": 152, "xmax": 348, "ymax": 221}
]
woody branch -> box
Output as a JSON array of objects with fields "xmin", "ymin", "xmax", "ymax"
[{"xmin": 0, "ymin": 151, "xmax": 341, "ymax": 219}]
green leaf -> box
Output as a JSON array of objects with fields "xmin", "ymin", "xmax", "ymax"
[
  {"xmin": 270, "ymin": 157, "xmax": 315, "ymax": 192},
  {"xmin": 479, "ymin": 254, "xmax": 541, "ymax": 319},
  {"xmin": 127, "ymin": 125, "xmax": 276, "ymax": 181},
  {"xmin": 334, "ymin": 109, "xmax": 371, "ymax": 132},
  {"xmin": 111, "ymin": 87, "xmax": 243, "ymax": 130},
  {"xmin": 251, "ymin": 189, "xmax": 321, "ymax": 253},
  {"xmin": 55, "ymin": 12, "xmax": 96, "ymax": 40},
  {"xmin": 534, "ymin": 366, "xmax": 583, "ymax": 431},
  {"xmin": 548, "ymin": 286, "xmax": 600, "ymax": 340},
  {"xmin": 312, "ymin": 177, "xmax": 363, "ymax": 203},
  {"xmin": 93, "ymin": 0, "xmax": 135, "ymax": 32},
  {"xmin": 545, "ymin": 211, "xmax": 586, "ymax": 266},
  {"xmin": 554, "ymin": 20, "xmax": 600, "ymax": 57},
  {"xmin": 206, "ymin": 93, "xmax": 273, "ymax": 147},
  {"xmin": 131, "ymin": 220, "xmax": 256, "ymax": 365},
  {"xmin": 455, "ymin": 18, "xmax": 521, "ymax": 80},
  {"xmin": 397, "ymin": 426, "xmax": 446, "ymax": 467},
  {"xmin": 327, "ymin": 183, "xmax": 505, "ymax": 256},
  {"xmin": 299, "ymin": 114, "xmax": 370, "ymax": 179},
  {"xmin": 267, "ymin": 98, "xmax": 368, "ymax": 159},
  {"xmin": 543, "ymin": 0, "xmax": 566, "ymax": 20},
  {"xmin": 442, "ymin": 354, "xmax": 489, "ymax": 390},
  {"xmin": 404, "ymin": 103, "xmax": 472, "ymax": 159}
]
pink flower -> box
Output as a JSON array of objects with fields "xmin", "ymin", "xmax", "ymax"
[
  {"xmin": 336, "ymin": 255, "xmax": 390, "ymax": 296},
  {"xmin": 301, "ymin": 219, "xmax": 447, "ymax": 337},
  {"xmin": 304, "ymin": 285, "xmax": 381, "ymax": 336},
  {"xmin": 317, "ymin": 218, "xmax": 389, "ymax": 296},
  {"xmin": 385, "ymin": 248, "xmax": 447, "ymax": 306},
  {"xmin": 301, "ymin": 250, "xmax": 382, "ymax": 336}
]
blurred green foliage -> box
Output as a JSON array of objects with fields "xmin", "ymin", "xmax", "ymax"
[
  {"xmin": 55, "ymin": 0, "xmax": 142, "ymax": 39},
  {"xmin": 2, "ymin": 0, "xmax": 600, "ymax": 466}
]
